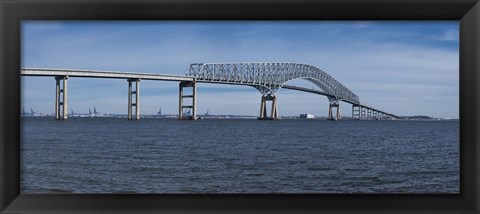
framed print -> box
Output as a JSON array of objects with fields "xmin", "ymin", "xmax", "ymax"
[{"xmin": 1, "ymin": 0, "xmax": 479, "ymax": 213}]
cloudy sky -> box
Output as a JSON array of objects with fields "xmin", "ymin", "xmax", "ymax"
[{"xmin": 21, "ymin": 21, "xmax": 459, "ymax": 118}]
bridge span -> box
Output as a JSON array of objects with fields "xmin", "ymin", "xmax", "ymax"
[{"xmin": 21, "ymin": 63, "xmax": 402, "ymax": 121}]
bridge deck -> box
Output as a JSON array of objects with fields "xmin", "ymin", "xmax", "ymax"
[
  {"xmin": 280, "ymin": 85, "xmax": 395, "ymax": 116},
  {"xmin": 21, "ymin": 68, "xmax": 194, "ymax": 82},
  {"xmin": 21, "ymin": 68, "xmax": 402, "ymax": 119}
]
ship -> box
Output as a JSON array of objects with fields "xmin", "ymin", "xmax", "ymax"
[{"xmin": 299, "ymin": 113, "xmax": 315, "ymax": 119}]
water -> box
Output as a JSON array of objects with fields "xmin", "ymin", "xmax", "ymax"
[{"xmin": 21, "ymin": 117, "xmax": 459, "ymax": 193}]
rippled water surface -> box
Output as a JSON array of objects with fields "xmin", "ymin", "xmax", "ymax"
[{"xmin": 21, "ymin": 117, "xmax": 459, "ymax": 193}]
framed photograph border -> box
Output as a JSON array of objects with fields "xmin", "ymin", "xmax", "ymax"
[{"xmin": 1, "ymin": 0, "xmax": 479, "ymax": 213}]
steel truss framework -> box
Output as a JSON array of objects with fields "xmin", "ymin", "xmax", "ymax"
[{"xmin": 187, "ymin": 62, "xmax": 360, "ymax": 104}]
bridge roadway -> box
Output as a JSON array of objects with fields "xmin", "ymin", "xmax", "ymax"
[
  {"xmin": 21, "ymin": 68, "xmax": 194, "ymax": 81},
  {"xmin": 21, "ymin": 68, "xmax": 402, "ymax": 120},
  {"xmin": 280, "ymin": 85, "xmax": 398, "ymax": 118}
]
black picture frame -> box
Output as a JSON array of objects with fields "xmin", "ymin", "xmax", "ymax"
[{"xmin": 1, "ymin": 0, "xmax": 479, "ymax": 213}]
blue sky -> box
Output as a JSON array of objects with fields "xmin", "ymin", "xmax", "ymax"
[{"xmin": 21, "ymin": 21, "xmax": 459, "ymax": 118}]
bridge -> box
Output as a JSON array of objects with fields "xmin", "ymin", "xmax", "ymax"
[{"xmin": 20, "ymin": 62, "xmax": 403, "ymax": 121}]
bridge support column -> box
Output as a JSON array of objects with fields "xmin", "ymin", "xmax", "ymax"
[
  {"xmin": 373, "ymin": 111, "xmax": 378, "ymax": 120},
  {"xmin": 179, "ymin": 80, "xmax": 197, "ymax": 120},
  {"xmin": 127, "ymin": 78, "xmax": 140, "ymax": 120},
  {"xmin": 327, "ymin": 101, "xmax": 340, "ymax": 121},
  {"xmin": 367, "ymin": 109, "xmax": 372, "ymax": 120},
  {"xmin": 258, "ymin": 95, "xmax": 278, "ymax": 120},
  {"xmin": 360, "ymin": 107, "xmax": 366, "ymax": 120},
  {"xmin": 55, "ymin": 76, "xmax": 68, "ymax": 120},
  {"xmin": 352, "ymin": 104, "xmax": 361, "ymax": 120}
]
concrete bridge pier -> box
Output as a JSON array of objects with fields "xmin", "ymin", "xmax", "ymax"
[
  {"xmin": 367, "ymin": 108, "xmax": 372, "ymax": 120},
  {"xmin": 55, "ymin": 76, "xmax": 68, "ymax": 120},
  {"xmin": 373, "ymin": 111, "xmax": 378, "ymax": 120},
  {"xmin": 352, "ymin": 104, "xmax": 361, "ymax": 120},
  {"xmin": 179, "ymin": 80, "xmax": 197, "ymax": 120},
  {"xmin": 361, "ymin": 107, "xmax": 366, "ymax": 120},
  {"xmin": 127, "ymin": 78, "xmax": 140, "ymax": 120},
  {"xmin": 327, "ymin": 98, "xmax": 340, "ymax": 121},
  {"xmin": 383, "ymin": 114, "xmax": 389, "ymax": 120},
  {"xmin": 258, "ymin": 95, "xmax": 278, "ymax": 120},
  {"xmin": 387, "ymin": 114, "xmax": 393, "ymax": 120},
  {"xmin": 328, "ymin": 103, "xmax": 340, "ymax": 120}
]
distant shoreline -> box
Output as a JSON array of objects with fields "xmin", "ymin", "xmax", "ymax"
[{"xmin": 20, "ymin": 114, "xmax": 459, "ymax": 121}]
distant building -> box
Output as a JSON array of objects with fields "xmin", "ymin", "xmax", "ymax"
[{"xmin": 299, "ymin": 113, "xmax": 315, "ymax": 119}]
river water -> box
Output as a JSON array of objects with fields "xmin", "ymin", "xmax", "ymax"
[{"xmin": 20, "ymin": 117, "xmax": 459, "ymax": 193}]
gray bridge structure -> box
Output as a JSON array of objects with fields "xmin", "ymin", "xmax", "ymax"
[{"xmin": 21, "ymin": 62, "xmax": 403, "ymax": 121}]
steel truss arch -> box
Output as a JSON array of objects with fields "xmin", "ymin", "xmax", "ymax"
[{"xmin": 187, "ymin": 62, "xmax": 360, "ymax": 103}]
